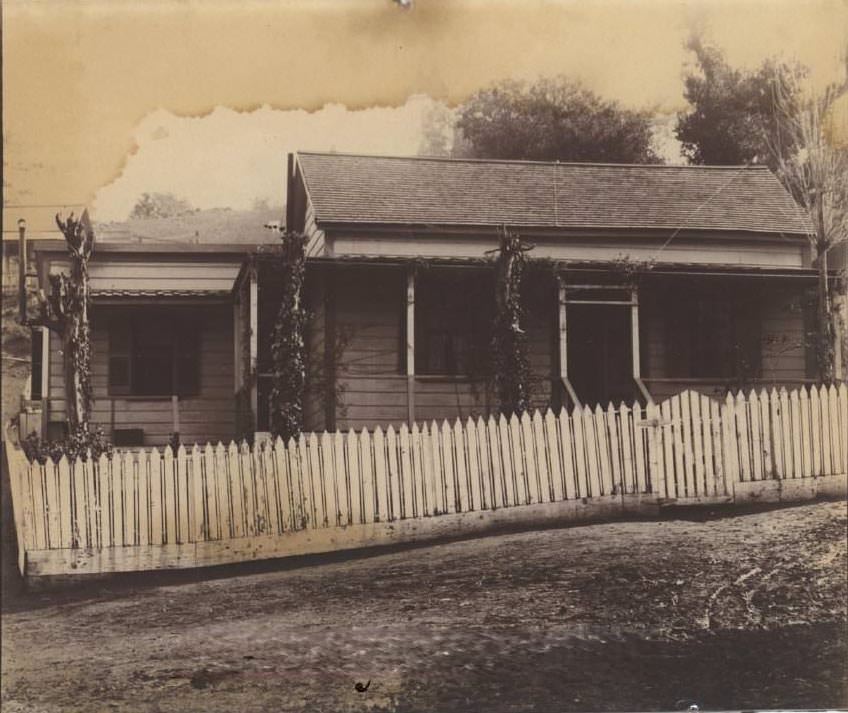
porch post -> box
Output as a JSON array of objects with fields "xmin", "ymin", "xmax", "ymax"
[
  {"xmin": 556, "ymin": 274, "xmax": 580, "ymax": 409},
  {"xmin": 631, "ymin": 288, "xmax": 652, "ymax": 403},
  {"xmin": 249, "ymin": 264, "xmax": 259, "ymax": 429},
  {"xmin": 406, "ymin": 267, "xmax": 416, "ymax": 425}
]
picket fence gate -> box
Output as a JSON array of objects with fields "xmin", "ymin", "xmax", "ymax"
[{"xmin": 5, "ymin": 385, "xmax": 847, "ymax": 580}]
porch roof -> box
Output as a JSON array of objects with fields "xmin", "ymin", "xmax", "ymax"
[{"xmin": 296, "ymin": 152, "xmax": 811, "ymax": 237}]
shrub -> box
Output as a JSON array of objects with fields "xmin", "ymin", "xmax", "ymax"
[{"xmin": 21, "ymin": 426, "xmax": 113, "ymax": 464}]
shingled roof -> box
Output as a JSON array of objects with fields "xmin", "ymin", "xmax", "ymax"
[{"xmin": 296, "ymin": 152, "xmax": 810, "ymax": 236}]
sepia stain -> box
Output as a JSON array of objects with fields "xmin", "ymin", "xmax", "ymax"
[{"xmin": 3, "ymin": 0, "xmax": 846, "ymax": 209}]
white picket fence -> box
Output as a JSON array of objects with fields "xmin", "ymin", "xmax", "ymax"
[{"xmin": 5, "ymin": 385, "xmax": 847, "ymax": 579}]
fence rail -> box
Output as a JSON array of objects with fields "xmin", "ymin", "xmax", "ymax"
[{"xmin": 5, "ymin": 385, "xmax": 847, "ymax": 580}]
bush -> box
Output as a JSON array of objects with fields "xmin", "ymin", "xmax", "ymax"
[{"xmin": 21, "ymin": 426, "xmax": 113, "ymax": 464}]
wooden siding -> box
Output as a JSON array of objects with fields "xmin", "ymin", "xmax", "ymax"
[
  {"xmin": 331, "ymin": 233, "xmax": 807, "ymax": 270},
  {"xmin": 45, "ymin": 256, "xmax": 240, "ymax": 293},
  {"xmin": 308, "ymin": 266, "xmax": 554, "ymax": 430},
  {"xmin": 641, "ymin": 281, "xmax": 811, "ymax": 402},
  {"xmin": 47, "ymin": 304, "xmax": 235, "ymax": 445}
]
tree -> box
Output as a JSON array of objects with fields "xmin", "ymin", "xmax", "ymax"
[
  {"xmin": 129, "ymin": 192, "xmax": 194, "ymax": 220},
  {"xmin": 32, "ymin": 211, "xmax": 95, "ymax": 433},
  {"xmin": 455, "ymin": 77, "xmax": 658, "ymax": 163},
  {"xmin": 767, "ymin": 76, "xmax": 848, "ymax": 382},
  {"xmin": 268, "ymin": 231, "xmax": 309, "ymax": 441},
  {"xmin": 675, "ymin": 34, "xmax": 802, "ymax": 168},
  {"xmin": 490, "ymin": 228, "xmax": 532, "ymax": 416}
]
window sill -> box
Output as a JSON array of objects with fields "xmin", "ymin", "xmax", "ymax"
[{"xmin": 414, "ymin": 374, "xmax": 486, "ymax": 383}]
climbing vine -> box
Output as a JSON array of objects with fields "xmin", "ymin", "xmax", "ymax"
[
  {"xmin": 490, "ymin": 227, "xmax": 533, "ymax": 417},
  {"xmin": 268, "ymin": 230, "xmax": 309, "ymax": 441}
]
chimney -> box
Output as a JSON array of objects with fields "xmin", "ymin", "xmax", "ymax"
[{"xmin": 17, "ymin": 218, "xmax": 27, "ymax": 323}]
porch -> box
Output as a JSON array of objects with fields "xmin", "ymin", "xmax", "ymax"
[{"xmin": 245, "ymin": 258, "xmax": 819, "ymax": 434}]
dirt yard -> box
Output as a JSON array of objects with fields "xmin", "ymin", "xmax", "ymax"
[{"xmin": 2, "ymin": 500, "xmax": 846, "ymax": 712}]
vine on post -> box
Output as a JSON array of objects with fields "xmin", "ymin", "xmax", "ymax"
[
  {"xmin": 490, "ymin": 226, "xmax": 533, "ymax": 417},
  {"xmin": 268, "ymin": 230, "xmax": 309, "ymax": 441},
  {"xmin": 22, "ymin": 210, "xmax": 111, "ymax": 462}
]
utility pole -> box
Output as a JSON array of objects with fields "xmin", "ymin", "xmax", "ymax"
[{"xmin": 17, "ymin": 218, "xmax": 27, "ymax": 323}]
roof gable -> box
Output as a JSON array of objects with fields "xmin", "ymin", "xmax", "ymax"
[{"xmin": 296, "ymin": 152, "xmax": 810, "ymax": 237}]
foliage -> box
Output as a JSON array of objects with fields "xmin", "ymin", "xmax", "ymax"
[
  {"xmin": 766, "ymin": 74, "xmax": 848, "ymax": 382},
  {"xmin": 455, "ymin": 77, "xmax": 658, "ymax": 163},
  {"xmin": 31, "ymin": 211, "xmax": 95, "ymax": 433},
  {"xmin": 268, "ymin": 231, "xmax": 309, "ymax": 441},
  {"xmin": 21, "ymin": 425, "xmax": 113, "ymax": 465},
  {"xmin": 129, "ymin": 192, "xmax": 194, "ymax": 220},
  {"xmin": 675, "ymin": 34, "xmax": 803, "ymax": 169},
  {"xmin": 490, "ymin": 228, "xmax": 532, "ymax": 416}
]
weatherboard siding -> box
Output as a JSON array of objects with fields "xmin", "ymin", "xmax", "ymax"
[
  {"xmin": 45, "ymin": 256, "xmax": 241, "ymax": 293},
  {"xmin": 330, "ymin": 233, "xmax": 807, "ymax": 270},
  {"xmin": 47, "ymin": 304, "xmax": 235, "ymax": 446},
  {"xmin": 319, "ymin": 265, "xmax": 553, "ymax": 430}
]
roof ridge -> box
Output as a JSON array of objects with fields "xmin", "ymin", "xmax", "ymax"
[{"xmin": 296, "ymin": 150, "xmax": 768, "ymax": 171}]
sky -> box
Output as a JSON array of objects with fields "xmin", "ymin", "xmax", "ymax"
[{"xmin": 3, "ymin": 0, "xmax": 847, "ymax": 226}]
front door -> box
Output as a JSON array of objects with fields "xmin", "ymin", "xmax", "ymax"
[{"xmin": 568, "ymin": 303, "xmax": 634, "ymax": 406}]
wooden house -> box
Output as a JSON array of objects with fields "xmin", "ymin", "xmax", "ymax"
[{"xmin": 27, "ymin": 152, "xmax": 840, "ymax": 446}]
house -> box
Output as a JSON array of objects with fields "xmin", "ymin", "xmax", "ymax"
[{"xmin": 26, "ymin": 153, "xmax": 840, "ymax": 447}]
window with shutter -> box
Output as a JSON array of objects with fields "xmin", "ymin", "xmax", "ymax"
[{"xmin": 108, "ymin": 313, "xmax": 200, "ymax": 397}]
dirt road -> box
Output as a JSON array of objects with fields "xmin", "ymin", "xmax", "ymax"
[{"xmin": 2, "ymin": 501, "xmax": 846, "ymax": 712}]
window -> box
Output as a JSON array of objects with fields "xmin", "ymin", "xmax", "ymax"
[
  {"xmin": 665, "ymin": 287, "xmax": 761, "ymax": 380},
  {"xmin": 109, "ymin": 316, "xmax": 200, "ymax": 397},
  {"xmin": 414, "ymin": 272, "xmax": 490, "ymax": 376}
]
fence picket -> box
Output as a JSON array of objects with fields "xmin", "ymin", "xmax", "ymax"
[
  {"xmin": 607, "ymin": 404, "xmax": 623, "ymax": 495},
  {"xmin": 594, "ymin": 405, "xmax": 613, "ymax": 496},
  {"xmin": 545, "ymin": 411, "xmax": 564, "ymax": 501},
  {"xmin": 84, "ymin": 456, "xmax": 98, "ymax": 549},
  {"xmin": 749, "ymin": 390, "xmax": 763, "ymax": 482},
  {"xmin": 779, "ymin": 388, "xmax": 793, "ymax": 477},
  {"xmin": 411, "ymin": 424, "xmax": 425, "ymax": 518},
  {"xmin": 466, "ymin": 418, "xmax": 481, "ymax": 511},
  {"xmin": 122, "ymin": 451, "xmax": 136, "ymax": 546},
  {"xmin": 583, "ymin": 406, "xmax": 602, "ymax": 498},
  {"xmin": 227, "ymin": 442, "xmax": 244, "ymax": 537},
  {"xmin": 828, "ymin": 385, "xmax": 843, "ymax": 474},
  {"xmin": 136, "ymin": 449, "xmax": 149, "ymax": 546},
  {"xmin": 690, "ymin": 395, "xmax": 705, "ymax": 495},
  {"xmin": 238, "ymin": 442, "xmax": 256, "ymax": 536},
  {"xmin": 840, "ymin": 384, "xmax": 848, "ymax": 473},
  {"xmin": 190, "ymin": 445, "xmax": 204, "ymax": 540},
  {"xmin": 261, "ymin": 442, "xmax": 279, "ymax": 535},
  {"xmin": 680, "ymin": 392, "xmax": 696, "ymax": 496},
  {"xmin": 721, "ymin": 395, "xmax": 739, "ymax": 494},
  {"xmin": 272, "ymin": 438, "xmax": 290, "ymax": 532},
  {"xmin": 758, "ymin": 389, "xmax": 772, "ymax": 480},
  {"xmin": 175, "ymin": 446, "xmax": 191, "ymax": 542},
  {"xmin": 794, "ymin": 388, "xmax": 809, "ymax": 477},
  {"xmin": 347, "ymin": 430, "xmax": 362, "ymax": 525},
  {"xmin": 497, "ymin": 415, "xmax": 512, "ymax": 507},
  {"xmin": 472, "ymin": 418, "xmax": 489, "ymax": 509},
  {"xmin": 204, "ymin": 444, "xmax": 219, "ymax": 539},
  {"xmin": 334, "ymin": 431, "xmax": 349, "ymax": 526},
  {"xmin": 18, "ymin": 457, "xmax": 36, "ymax": 552},
  {"xmin": 215, "ymin": 443, "xmax": 231, "ymax": 538},
  {"xmin": 440, "ymin": 422, "xmax": 457, "ymax": 514},
  {"xmin": 307, "ymin": 433, "xmax": 324, "ymax": 528},
  {"xmin": 428, "ymin": 422, "xmax": 444, "ymax": 514},
  {"xmin": 735, "ymin": 392, "xmax": 751, "ymax": 483},
  {"xmin": 645, "ymin": 403, "xmax": 663, "ymax": 498},
  {"xmin": 709, "ymin": 400, "xmax": 723, "ymax": 495},
  {"xmin": 319, "ymin": 433, "xmax": 335, "ymax": 527},
  {"xmin": 149, "ymin": 448, "xmax": 163, "ymax": 544},
  {"xmin": 659, "ymin": 399, "xmax": 675, "ymax": 498},
  {"xmin": 46, "ymin": 457, "xmax": 62, "ymax": 548},
  {"xmin": 387, "ymin": 426, "xmax": 402, "ymax": 520},
  {"xmin": 571, "ymin": 407, "xmax": 588, "ymax": 499},
  {"xmin": 372, "ymin": 427, "xmax": 388, "ymax": 521},
  {"xmin": 521, "ymin": 412, "xmax": 539, "ymax": 505},
  {"xmin": 288, "ymin": 437, "xmax": 304, "ymax": 530},
  {"xmin": 508, "ymin": 415, "xmax": 526, "ymax": 505},
  {"xmin": 29, "ymin": 462, "xmax": 46, "ymax": 550},
  {"xmin": 358, "ymin": 429, "xmax": 375, "ymax": 523},
  {"xmin": 632, "ymin": 402, "xmax": 647, "ymax": 495},
  {"xmin": 489, "ymin": 417, "xmax": 505, "ymax": 509},
  {"xmin": 72, "ymin": 457, "xmax": 88, "ymax": 548},
  {"xmin": 618, "ymin": 404, "xmax": 633, "ymax": 495},
  {"xmin": 453, "ymin": 420, "xmax": 469, "ymax": 513},
  {"xmin": 789, "ymin": 389, "xmax": 803, "ymax": 479},
  {"xmin": 250, "ymin": 443, "xmax": 267, "ymax": 535}
]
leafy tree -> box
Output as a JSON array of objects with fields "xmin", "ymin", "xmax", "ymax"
[
  {"xmin": 455, "ymin": 77, "xmax": 658, "ymax": 163},
  {"xmin": 675, "ymin": 35, "xmax": 802, "ymax": 168},
  {"xmin": 129, "ymin": 192, "xmax": 194, "ymax": 220},
  {"xmin": 768, "ymin": 76, "xmax": 848, "ymax": 382}
]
